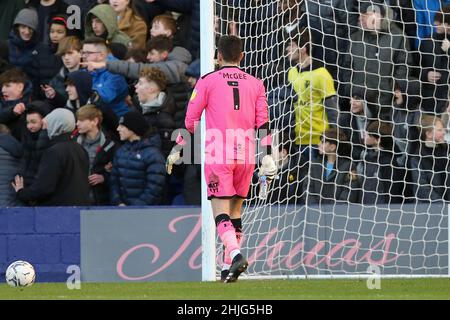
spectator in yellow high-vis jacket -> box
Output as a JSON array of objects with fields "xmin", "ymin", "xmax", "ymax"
[{"xmin": 286, "ymin": 28, "xmax": 337, "ymax": 159}]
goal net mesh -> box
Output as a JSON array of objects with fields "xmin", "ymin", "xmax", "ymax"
[{"xmin": 213, "ymin": 0, "xmax": 449, "ymax": 277}]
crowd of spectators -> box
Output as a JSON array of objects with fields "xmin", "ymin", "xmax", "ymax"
[
  {"xmin": 0, "ymin": 0, "xmax": 200, "ymax": 206},
  {"xmin": 239, "ymin": 0, "xmax": 450, "ymax": 204},
  {"xmin": 1, "ymin": 0, "xmax": 450, "ymax": 206}
]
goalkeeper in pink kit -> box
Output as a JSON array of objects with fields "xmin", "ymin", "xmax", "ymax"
[{"xmin": 166, "ymin": 35, "xmax": 277, "ymax": 282}]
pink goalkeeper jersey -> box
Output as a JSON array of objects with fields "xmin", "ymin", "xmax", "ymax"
[{"xmin": 185, "ymin": 66, "xmax": 268, "ymax": 163}]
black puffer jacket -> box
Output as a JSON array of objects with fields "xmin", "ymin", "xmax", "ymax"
[
  {"xmin": 0, "ymin": 133, "xmax": 23, "ymax": 206},
  {"xmin": 20, "ymin": 129, "xmax": 50, "ymax": 188},
  {"xmin": 28, "ymin": 42, "xmax": 63, "ymax": 99},
  {"xmin": 409, "ymin": 143, "xmax": 450, "ymax": 201},
  {"xmin": 110, "ymin": 133, "xmax": 166, "ymax": 206},
  {"xmin": 138, "ymin": 92, "xmax": 177, "ymax": 157},
  {"xmin": 305, "ymin": 156, "xmax": 359, "ymax": 204},
  {"xmin": 166, "ymin": 82, "xmax": 191, "ymax": 130}
]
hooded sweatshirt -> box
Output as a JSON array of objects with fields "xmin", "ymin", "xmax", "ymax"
[
  {"xmin": 8, "ymin": 8, "xmax": 40, "ymax": 75},
  {"xmin": 45, "ymin": 108, "xmax": 76, "ymax": 139},
  {"xmin": 84, "ymin": 4, "xmax": 131, "ymax": 47},
  {"xmin": 67, "ymin": 70, "xmax": 93, "ymax": 106}
]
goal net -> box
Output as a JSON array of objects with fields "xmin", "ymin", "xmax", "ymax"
[{"xmin": 211, "ymin": 0, "xmax": 450, "ymax": 278}]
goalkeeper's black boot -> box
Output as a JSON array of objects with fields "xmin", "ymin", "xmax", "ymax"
[
  {"xmin": 224, "ymin": 253, "xmax": 248, "ymax": 283},
  {"xmin": 220, "ymin": 269, "xmax": 230, "ymax": 282}
]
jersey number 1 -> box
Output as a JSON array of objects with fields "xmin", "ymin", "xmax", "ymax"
[{"xmin": 227, "ymin": 81, "xmax": 240, "ymax": 110}]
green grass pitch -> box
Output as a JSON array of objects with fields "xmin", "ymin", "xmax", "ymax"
[{"xmin": 0, "ymin": 279, "xmax": 449, "ymax": 299}]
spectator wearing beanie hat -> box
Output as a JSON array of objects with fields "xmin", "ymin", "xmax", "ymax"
[
  {"xmin": 110, "ymin": 111, "xmax": 166, "ymax": 206},
  {"xmin": 8, "ymin": 8, "xmax": 40, "ymax": 78}
]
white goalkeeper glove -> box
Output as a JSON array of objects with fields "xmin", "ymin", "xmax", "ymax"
[
  {"xmin": 166, "ymin": 149, "xmax": 181, "ymax": 175},
  {"xmin": 258, "ymin": 155, "xmax": 277, "ymax": 181}
]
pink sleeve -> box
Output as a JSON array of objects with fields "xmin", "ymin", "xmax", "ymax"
[
  {"xmin": 185, "ymin": 78, "xmax": 207, "ymax": 134},
  {"xmin": 255, "ymin": 80, "xmax": 269, "ymax": 129}
]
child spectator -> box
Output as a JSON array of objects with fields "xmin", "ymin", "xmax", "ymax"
[
  {"xmin": 26, "ymin": 0, "xmax": 69, "ymax": 44},
  {"xmin": 150, "ymin": 14, "xmax": 177, "ymax": 40},
  {"xmin": 303, "ymin": 127, "xmax": 358, "ymax": 204},
  {"xmin": 0, "ymin": 68, "xmax": 33, "ymax": 141},
  {"xmin": 49, "ymin": 70, "xmax": 93, "ymax": 111},
  {"xmin": 8, "ymin": 8, "xmax": 40, "ymax": 79},
  {"xmin": 75, "ymin": 104, "xmax": 116, "ymax": 205},
  {"xmin": 110, "ymin": 111, "xmax": 166, "ymax": 206},
  {"xmin": 409, "ymin": 115, "xmax": 450, "ymax": 201},
  {"xmin": 21, "ymin": 101, "xmax": 51, "ymax": 190},
  {"xmin": 47, "ymin": 70, "xmax": 120, "ymax": 141},
  {"xmin": 124, "ymin": 48, "xmax": 148, "ymax": 63},
  {"xmin": 0, "ymin": 124, "xmax": 23, "ymax": 206},
  {"xmin": 0, "ymin": 0, "xmax": 25, "ymax": 42},
  {"xmin": 85, "ymin": 4, "xmax": 132, "ymax": 47},
  {"xmin": 356, "ymin": 121, "xmax": 404, "ymax": 204},
  {"xmin": 134, "ymin": 67, "xmax": 176, "ymax": 157},
  {"xmin": 30, "ymin": 14, "xmax": 66, "ymax": 99},
  {"xmin": 44, "ymin": 36, "xmax": 82, "ymax": 103},
  {"xmin": 110, "ymin": 0, "xmax": 148, "ymax": 49},
  {"xmin": 338, "ymin": 93, "xmax": 376, "ymax": 161}
]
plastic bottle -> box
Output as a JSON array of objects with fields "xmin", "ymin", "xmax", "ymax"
[{"xmin": 259, "ymin": 175, "xmax": 268, "ymax": 200}]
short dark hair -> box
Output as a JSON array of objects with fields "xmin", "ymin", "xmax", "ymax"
[
  {"xmin": 366, "ymin": 121, "xmax": 394, "ymax": 150},
  {"xmin": 147, "ymin": 35, "xmax": 173, "ymax": 53},
  {"xmin": 82, "ymin": 36, "xmax": 108, "ymax": 51},
  {"xmin": 0, "ymin": 124, "xmax": 10, "ymax": 134},
  {"xmin": 0, "ymin": 68, "xmax": 27, "ymax": 85},
  {"xmin": 217, "ymin": 35, "xmax": 243, "ymax": 63},
  {"xmin": 292, "ymin": 28, "xmax": 310, "ymax": 56},
  {"xmin": 321, "ymin": 127, "xmax": 350, "ymax": 157},
  {"xmin": 125, "ymin": 48, "xmax": 148, "ymax": 63}
]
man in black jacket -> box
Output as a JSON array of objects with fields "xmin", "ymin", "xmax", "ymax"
[{"xmin": 12, "ymin": 107, "xmax": 90, "ymax": 206}]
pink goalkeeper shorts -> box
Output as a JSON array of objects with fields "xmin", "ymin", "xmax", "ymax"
[{"xmin": 205, "ymin": 161, "xmax": 255, "ymax": 200}]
